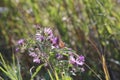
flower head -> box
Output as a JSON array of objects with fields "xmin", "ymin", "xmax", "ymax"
[
  {"xmin": 44, "ymin": 28, "xmax": 53, "ymax": 35},
  {"xmin": 17, "ymin": 39, "xmax": 24, "ymax": 45},
  {"xmin": 51, "ymin": 37, "xmax": 59, "ymax": 46},
  {"xmin": 69, "ymin": 55, "xmax": 85, "ymax": 66},
  {"xmin": 47, "ymin": 33, "xmax": 54, "ymax": 40},
  {"xmin": 36, "ymin": 33, "xmax": 44, "ymax": 41},
  {"xmin": 56, "ymin": 53, "xmax": 63, "ymax": 60},
  {"xmin": 69, "ymin": 56, "xmax": 76, "ymax": 64},
  {"xmin": 76, "ymin": 55, "xmax": 85, "ymax": 66},
  {"xmin": 33, "ymin": 57, "xmax": 40, "ymax": 63},
  {"xmin": 80, "ymin": 67, "xmax": 85, "ymax": 72},
  {"xmin": 29, "ymin": 52, "xmax": 37, "ymax": 57},
  {"xmin": 15, "ymin": 47, "xmax": 19, "ymax": 52}
]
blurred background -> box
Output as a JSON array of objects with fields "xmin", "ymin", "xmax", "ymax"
[{"xmin": 0, "ymin": 0, "xmax": 120, "ymax": 80}]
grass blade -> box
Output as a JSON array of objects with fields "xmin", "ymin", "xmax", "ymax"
[{"xmin": 31, "ymin": 64, "xmax": 43, "ymax": 80}]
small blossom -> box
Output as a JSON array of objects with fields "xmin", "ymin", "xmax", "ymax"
[
  {"xmin": 78, "ymin": 55, "xmax": 85, "ymax": 62},
  {"xmin": 51, "ymin": 37, "xmax": 59, "ymax": 45},
  {"xmin": 33, "ymin": 57, "xmax": 40, "ymax": 63},
  {"xmin": 70, "ymin": 70, "xmax": 76, "ymax": 76},
  {"xmin": 36, "ymin": 35, "xmax": 44, "ymax": 41},
  {"xmin": 51, "ymin": 37, "xmax": 59, "ymax": 48},
  {"xmin": 47, "ymin": 33, "xmax": 54, "ymax": 40},
  {"xmin": 69, "ymin": 56, "xmax": 76, "ymax": 64},
  {"xmin": 36, "ymin": 33, "xmax": 44, "ymax": 41},
  {"xmin": 17, "ymin": 39, "xmax": 24, "ymax": 45},
  {"xmin": 36, "ymin": 33, "xmax": 41, "ymax": 36},
  {"xmin": 29, "ymin": 52, "xmax": 37, "ymax": 57},
  {"xmin": 69, "ymin": 55, "xmax": 85, "ymax": 66},
  {"xmin": 56, "ymin": 53, "xmax": 63, "ymax": 59},
  {"xmin": 44, "ymin": 28, "xmax": 52, "ymax": 35},
  {"xmin": 15, "ymin": 47, "xmax": 19, "ymax": 52},
  {"xmin": 76, "ymin": 55, "xmax": 85, "ymax": 66},
  {"xmin": 51, "ymin": 46, "xmax": 57, "ymax": 49},
  {"xmin": 80, "ymin": 67, "xmax": 85, "ymax": 72}
]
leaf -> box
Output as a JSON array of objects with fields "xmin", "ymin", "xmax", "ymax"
[
  {"xmin": 62, "ymin": 75, "xmax": 72, "ymax": 80},
  {"xmin": 0, "ymin": 53, "xmax": 6, "ymax": 67},
  {"xmin": 0, "ymin": 53, "xmax": 18, "ymax": 80},
  {"xmin": 31, "ymin": 64, "xmax": 44, "ymax": 80},
  {"xmin": 54, "ymin": 70, "xmax": 59, "ymax": 80},
  {"xmin": 47, "ymin": 69, "xmax": 54, "ymax": 80},
  {"xmin": 106, "ymin": 25, "xmax": 112, "ymax": 34}
]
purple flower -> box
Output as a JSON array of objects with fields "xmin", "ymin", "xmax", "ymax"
[
  {"xmin": 51, "ymin": 45, "xmax": 59, "ymax": 49},
  {"xmin": 15, "ymin": 47, "xmax": 19, "ymax": 52},
  {"xmin": 78, "ymin": 55, "xmax": 85, "ymax": 62},
  {"xmin": 33, "ymin": 57, "xmax": 40, "ymax": 63},
  {"xmin": 50, "ymin": 37, "xmax": 59, "ymax": 49},
  {"xmin": 44, "ymin": 28, "xmax": 53, "ymax": 35},
  {"xmin": 56, "ymin": 53, "xmax": 63, "ymax": 59},
  {"xmin": 80, "ymin": 67, "xmax": 85, "ymax": 72},
  {"xmin": 47, "ymin": 33, "xmax": 54, "ymax": 40},
  {"xmin": 36, "ymin": 33, "xmax": 44, "ymax": 41},
  {"xmin": 76, "ymin": 55, "xmax": 85, "ymax": 66},
  {"xmin": 69, "ymin": 56, "xmax": 76, "ymax": 64},
  {"xmin": 36, "ymin": 33, "xmax": 41, "ymax": 36},
  {"xmin": 51, "ymin": 37, "xmax": 59, "ymax": 46},
  {"xmin": 17, "ymin": 39, "xmax": 24, "ymax": 45},
  {"xmin": 29, "ymin": 52, "xmax": 37, "ymax": 57},
  {"xmin": 69, "ymin": 55, "xmax": 85, "ymax": 66}
]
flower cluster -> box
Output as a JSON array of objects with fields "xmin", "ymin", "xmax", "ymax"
[
  {"xmin": 35, "ymin": 28, "xmax": 59, "ymax": 49},
  {"xmin": 69, "ymin": 55, "xmax": 85, "ymax": 66},
  {"xmin": 16, "ymin": 27, "xmax": 85, "ymax": 76},
  {"xmin": 16, "ymin": 39, "xmax": 25, "ymax": 52}
]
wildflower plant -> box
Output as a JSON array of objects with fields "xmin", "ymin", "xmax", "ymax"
[{"xmin": 17, "ymin": 27, "xmax": 85, "ymax": 79}]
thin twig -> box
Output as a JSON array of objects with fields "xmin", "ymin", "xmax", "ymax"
[{"xmin": 85, "ymin": 63, "xmax": 102, "ymax": 80}]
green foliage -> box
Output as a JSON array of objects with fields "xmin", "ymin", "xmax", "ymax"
[
  {"xmin": 47, "ymin": 69, "xmax": 72, "ymax": 80},
  {"xmin": 0, "ymin": 53, "xmax": 22, "ymax": 80},
  {"xmin": 30, "ymin": 64, "xmax": 43, "ymax": 80},
  {"xmin": 0, "ymin": 0, "xmax": 120, "ymax": 80}
]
